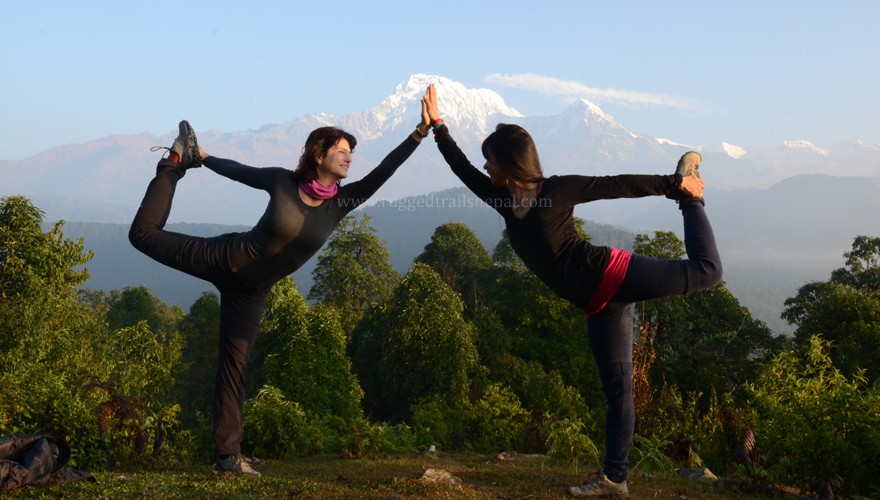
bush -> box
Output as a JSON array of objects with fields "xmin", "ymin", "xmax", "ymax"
[
  {"xmin": 749, "ymin": 335, "xmax": 880, "ymax": 497},
  {"xmin": 341, "ymin": 419, "xmax": 417, "ymax": 459},
  {"xmin": 545, "ymin": 419, "xmax": 600, "ymax": 473},
  {"xmin": 465, "ymin": 383, "xmax": 532, "ymax": 453},
  {"xmin": 409, "ymin": 395, "xmax": 467, "ymax": 450},
  {"xmin": 409, "ymin": 383, "xmax": 545, "ymax": 454},
  {"xmin": 496, "ymin": 356, "xmax": 592, "ymax": 422},
  {"xmin": 630, "ymin": 435, "xmax": 676, "ymax": 474},
  {"xmin": 243, "ymin": 385, "xmax": 322, "ymax": 458}
]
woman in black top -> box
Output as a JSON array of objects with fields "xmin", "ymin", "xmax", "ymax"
[
  {"xmin": 422, "ymin": 84, "xmax": 721, "ymax": 497},
  {"xmin": 129, "ymin": 114, "xmax": 430, "ymax": 474}
]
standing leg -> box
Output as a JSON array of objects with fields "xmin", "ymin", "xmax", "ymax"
[
  {"xmin": 576, "ymin": 198, "xmax": 722, "ymax": 489},
  {"xmin": 586, "ymin": 301, "xmax": 636, "ymax": 485},
  {"xmin": 213, "ymin": 288, "xmax": 270, "ymax": 460}
]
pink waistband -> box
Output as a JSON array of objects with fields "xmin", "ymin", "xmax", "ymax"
[{"xmin": 582, "ymin": 248, "xmax": 633, "ymax": 317}]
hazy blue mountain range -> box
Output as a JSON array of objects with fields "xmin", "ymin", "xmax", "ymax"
[
  {"xmin": 55, "ymin": 177, "xmax": 880, "ymax": 336},
  {"xmin": 6, "ymin": 74, "xmax": 880, "ymax": 334}
]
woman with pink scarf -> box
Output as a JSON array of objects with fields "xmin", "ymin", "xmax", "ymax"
[{"xmin": 129, "ymin": 115, "xmax": 429, "ymax": 474}]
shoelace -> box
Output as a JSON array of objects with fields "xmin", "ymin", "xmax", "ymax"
[{"xmin": 150, "ymin": 142, "xmax": 201, "ymax": 164}]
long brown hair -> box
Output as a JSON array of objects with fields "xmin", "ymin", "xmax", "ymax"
[
  {"xmin": 481, "ymin": 124, "xmax": 546, "ymax": 185},
  {"xmin": 291, "ymin": 126, "xmax": 357, "ymax": 182}
]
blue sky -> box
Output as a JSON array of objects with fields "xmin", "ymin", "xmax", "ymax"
[{"xmin": 2, "ymin": 0, "xmax": 877, "ymax": 160}]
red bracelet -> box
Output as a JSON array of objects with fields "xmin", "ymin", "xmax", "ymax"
[{"xmin": 430, "ymin": 118, "xmax": 444, "ymax": 127}]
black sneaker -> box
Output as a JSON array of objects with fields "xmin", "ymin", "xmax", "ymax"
[
  {"xmin": 667, "ymin": 151, "xmax": 702, "ymax": 200},
  {"xmin": 151, "ymin": 120, "xmax": 201, "ymax": 172}
]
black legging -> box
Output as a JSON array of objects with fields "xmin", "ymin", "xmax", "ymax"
[
  {"xmin": 129, "ymin": 161, "xmax": 271, "ymax": 457},
  {"xmin": 586, "ymin": 198, "xmax": 722, "ymax": 483}
]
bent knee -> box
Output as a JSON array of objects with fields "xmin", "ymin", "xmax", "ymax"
[
  {"xmin": 704, "ymin": 261, "xmax": 723, "ymax": 288},
  {"xmin": 687, "ymin": 259, "xmax": 723, "ymax": 294}
]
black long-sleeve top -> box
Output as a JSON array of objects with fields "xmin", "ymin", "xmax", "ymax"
[
  {"xmin": 200, "ymin": 135, "xmax": 420, "ymax": 289},
  {"xmin": 433, "ymin": 126, "xmax": 681, "ymax": 308}
]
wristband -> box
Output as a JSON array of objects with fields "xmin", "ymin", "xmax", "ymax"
[
  {"xmin": 430, "ymin": 118, "xmax": 444, "ymax": 128},
  {"xmin": 415, "ymin": 126, "xmax": 428, "ymax": 138}
]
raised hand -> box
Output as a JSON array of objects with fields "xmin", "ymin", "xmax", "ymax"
[{"xmin": 422, "ymin": 84, "xmax": 440, "ymax": 123}]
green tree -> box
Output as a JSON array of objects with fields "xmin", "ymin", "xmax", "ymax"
[
  {"xmin": 0, "ymin": 196, "xmax": 92, "ymax": 302},
  {"xmin": 176, "ymin": 292, "xmax": 220, "ymax": 432},
  {"xmin": 0, "ymin": 196, "xmax": 181, "ymax": 467},
  {"xmin": 0, "ymin": 196, "xmax": 99, "ymax": 438},
  {"xmin": 258, "ymin": 277, "xmax": 364, "ymax": 421},
  {"xmin": 749, "ymin": 335, "xmax": 880, "ymax": 497},
  {"xmin": 415, "ymin": 222, "xmax": 492, "ymax": 300},
  {"xmin": 106, "ymin": 286, "xmax": 185, "ymax": 336},
  {"xmin": 351, "ymin": 263, "xmax": 481, "ymax": 422},
  {"xmin": 482, "ymin": 230, "xmax": 600, "ymax": 406},
  {"xmin": 494, "ymin": 356, "xmax": 591, "ymax": 422},
  {"xmin": 634, "ymin": 230, "xmax": 783, "ymax": 401},
  {"xmin": 308, "ymin": 213, "xmax": 399, "ymax": 334},
  {"xmin": 782, "ymin": 235, "xmax": 880, "ymax": 380}
]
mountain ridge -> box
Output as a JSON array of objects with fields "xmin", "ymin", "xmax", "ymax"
[
  {"xmin": 3, "ymin": 74, "xmax": 878, "ymax": 225},
  {"xmin": 41, "ymin": 175, "xmax": 880, "ymax": 336},
  {"xmin": 5, "ymin": 74, "xmax": 880, "ymax": 334}
]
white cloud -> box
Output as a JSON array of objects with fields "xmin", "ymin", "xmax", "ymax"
[{"xmin": 484, "ymin": 73, "xmax": 698, "ymax": 110}]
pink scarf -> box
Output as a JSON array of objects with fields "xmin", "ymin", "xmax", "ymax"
[{"xmin": 300, "ymin": 178, "xmax": 338, "ymax": 199}]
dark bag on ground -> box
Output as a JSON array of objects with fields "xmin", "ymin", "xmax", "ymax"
[{"xmin": 0, "ymin": 433, "xmax": 94, "ymax": 491}]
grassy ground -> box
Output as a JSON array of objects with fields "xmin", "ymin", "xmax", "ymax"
[{"xmin": 5, "ymin": 452, "xmax": 801, "ymax": 499}]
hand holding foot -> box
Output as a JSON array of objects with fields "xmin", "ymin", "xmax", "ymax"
[
  {"xmin": 679, "ymin": 175, "xmax": 704, "ymax": 199},
  {"xmin": 668, "ymin": 151, "xmax": 704, "ymax": 200}
]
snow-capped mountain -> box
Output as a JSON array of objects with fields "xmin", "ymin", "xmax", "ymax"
[
  {"xmin": 721, "ymin": 142, "xmax": 747, "ymax": 159},
  {"xmin": 3, "ymin": 74, "xmax": 880, "ymax": 334},
  {"xmin": 783, "ymin": 140, "xmax": 829, "ymax": 157},
  {"xmin": 1, "ymin": 74, "xmax": 879, "ymax": 225}
]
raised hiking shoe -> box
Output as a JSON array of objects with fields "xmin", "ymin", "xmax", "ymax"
[
  {"xmin": 567, "ymin": 471, "xmax": 629, "ymax": 497},
  {"xmin": 151, "ymin": 120, "xmax": 202, "ymax": 172},
  {"xmin": 675, "ymin": 151, "xmax": 702, "ymax": 178},
  {"xmin": 172, "ymin": 120, "xmax": 202, "ymax": 171},
  {"xmin": 667, "ymin": 151, "xmax": 702, "ymax": 200},
  {"xmin": 212, "ymin": 454, "xmax": 261, "ymax": 476}
]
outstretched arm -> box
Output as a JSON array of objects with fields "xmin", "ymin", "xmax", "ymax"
[
  {"xmin": 338, "ymin": 115, "xmax": 429, "ymax": 207},
  {"xmin": 198, "ymin": 145, "xmax": 275, "ymax": 191}
]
